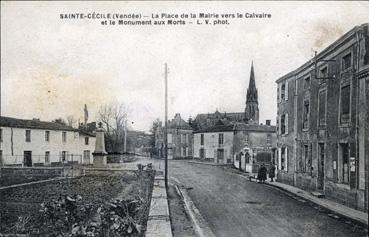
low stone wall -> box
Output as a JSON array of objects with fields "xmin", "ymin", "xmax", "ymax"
[
  {"xmin": 325, "ymin": 181, "xmax": 359, "ymax": 210},
  {"xmin": 0, "ymin": 166, "xmax": 82, "ymax": 178},
  {"xmin": 83, "ymin": 168, "xmax": 137, "ymax": 176},
  {"xmin": 295, "ymin": 173, "xmax": 316, "ymax": 191},
  {"xmin": 277, "ymin": 172, "xmax": 294, "ymax": 186}
]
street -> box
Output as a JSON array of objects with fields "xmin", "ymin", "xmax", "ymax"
[{"xmin": 168, "ymin": 160, "xmax": 367, "ymax": 237}]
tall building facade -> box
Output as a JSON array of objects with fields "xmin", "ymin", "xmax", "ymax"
[
  {"xmin": 275, "ymin": 23, "xmax": 369, "ymax": 212},
  {"xmin": 167, "ymin": 113, "xmax": 193, "ymax": 159}
]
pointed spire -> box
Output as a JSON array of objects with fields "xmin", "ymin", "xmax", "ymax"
[
  {"xmin": 249, "ymin": 61, "xmax": 255, "ymax": 90},
  {"xmin": 246, "ymin": 61, "xmax": 258, "ymax": 103},
  {"xmin": 245, "ymin": 61, "xmax": 259, "ymax": 124}
]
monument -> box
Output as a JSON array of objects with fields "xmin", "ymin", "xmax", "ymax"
[{"xmin": 93, "ymin": 122, "xmax": 107, "ymax": 167}]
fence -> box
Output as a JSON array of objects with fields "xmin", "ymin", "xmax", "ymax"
[{"xmin": 0, "ymin": 154, "xmax": 84, "ymax": 167}]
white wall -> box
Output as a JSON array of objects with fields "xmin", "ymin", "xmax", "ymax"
[
  {"xmin": 0, "ymin": 126, "xmax": 95, "ymax": 165},
  {"xmin": 193, "ymin": 131, "xmax": 233, "ymax": 163}
]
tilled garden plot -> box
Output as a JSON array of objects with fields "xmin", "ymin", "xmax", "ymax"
[{"xmin": 0, "ymin": 170, "xmax": 154, "ymax": 236}]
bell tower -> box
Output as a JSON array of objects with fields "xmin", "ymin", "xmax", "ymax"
[{"xmin": 245, "ymin": 61, "xmax": 259, "ymax": 124}]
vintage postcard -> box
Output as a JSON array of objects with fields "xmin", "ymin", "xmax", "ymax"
[{"xmin": 1, "ymin": 1, "xmax": 368, "ymax": 236}]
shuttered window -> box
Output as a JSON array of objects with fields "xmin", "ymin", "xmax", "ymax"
[
  {"xmin": 319, "ymin": 90, "xmax": 327, "ymax": 126},
  {"xmin": 340, "ymin": 85, "xmax": 350, "ymax": 123}
]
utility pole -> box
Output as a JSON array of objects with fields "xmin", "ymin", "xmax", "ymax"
[
  {"xmin": 164, "ymin": 63, "xmax": 168, "ymax": 188},
  {"xmin": 124, "ymin": 120, "xmax": 127, "ymax": 153}
]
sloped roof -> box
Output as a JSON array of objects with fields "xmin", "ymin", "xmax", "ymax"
[
  {"xmin": 194, "ymin": 112, "xmax": 244, "ymax": 123},
  {"xmin": 167, "ymin": 117, "xmax": 192, "ymax": 130},
  {"xmin": 193, "ymin": 123, "xmax": 235, "ymax": 133},
  {"xmin": 194, "ymin": 121, "xmax": 276, "ymax": 133},
  {"xmin": 0, "ymin": 116, "xmax": 96, "ymax": 136},
  {"xmin": 233, "ymin": 122, "xmax": 276, "ymax": 132}
]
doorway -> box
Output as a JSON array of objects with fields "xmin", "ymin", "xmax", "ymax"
[
  {"xmin": 317, "ymin": 143, "xmax": 325, "ymax": 190},
  {"xmin": 24, "ymin": 151, "xmax": 32, "ymax": 167},
  {"xmin": 217, "ymin": 149, "xmax": 224, "ymax": 164}
]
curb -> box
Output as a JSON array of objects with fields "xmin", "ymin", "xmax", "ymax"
[
  {"xmin": 230, "ymin": 169, "xmax": 368, "ymax": 228},
  {"xmin": 145, "ymin": 175, "xmax": 173, "ymax": 237},
  {"xmin": 187, "ymin": 160, "xmax": 233, "ymax": 167},
  {"xmin": 263, "ymin": 182, "xmax": 368, "ymax": 228},
  {"xmin": 173, "ymin": 184, "xmax": 216, "ymax": 237}
]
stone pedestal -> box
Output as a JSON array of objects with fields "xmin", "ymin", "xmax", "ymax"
[
  {"xmin": 92, "ymin": 152, "xmax": 107, "ymax": 167},
  {"xmin": 93, "ymin": 123, "xmax": 107, "ymax": 167}
]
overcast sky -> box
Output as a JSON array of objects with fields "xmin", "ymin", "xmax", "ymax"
[{"xmin": 1, "ymin": 1, "xmax": 368, "ymax": 131}]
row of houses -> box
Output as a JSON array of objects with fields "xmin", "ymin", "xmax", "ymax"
[
  {"xmin": 0, "ymin": 116, "xmax": 96, "ymax": 166},
  {"xmin": 154, "ymin": 62, "xmax": 278, "ymax": 172},
  {"xmin": 153, "ymin": 23, "xmax": 369, "ymax": 213},
  {"xmin": 275, "ymin": 23, "xmax": 369, "ymax": 212}
]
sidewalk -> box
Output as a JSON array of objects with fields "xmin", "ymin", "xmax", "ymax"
[
  {"xmin": 231, "ymin": 169, "xmax": 368, "ymax": 228},
  {"xmin": 145, "ymin": 175, "xmax": 173, "ymax": 237},
  {"xmin": 187, "ymin": 160, "xmax": 233, "ymax": 167}
]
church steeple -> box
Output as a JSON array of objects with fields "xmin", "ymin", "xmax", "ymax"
[{"xmin": 245, "ymin": 61, "xmax": 259, "ymax": 124}]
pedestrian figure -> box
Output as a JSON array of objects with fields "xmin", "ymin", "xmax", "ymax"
[
  {"xmin": 257, "ymin": 163, "xmax": 267, "ymax": 183},
  {"xmin": 269, "ymin": 164, "xmax": 276, "ymax": 182}
]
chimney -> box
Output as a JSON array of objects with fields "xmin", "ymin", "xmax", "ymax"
[{"xmin": 266, "ymin": 120, "xmax": 271, "ymax": 126}]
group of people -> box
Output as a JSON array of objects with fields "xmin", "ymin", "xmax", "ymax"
[{"xmin": 257, "ymin": 163, "xmax": 276, "ymax": 183}]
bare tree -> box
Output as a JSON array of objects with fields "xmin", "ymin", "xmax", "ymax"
[
  {"xmin": 66, "ymin": 115, "xmax": 77, "ymax": 128},
  {"xmin": 52, "ymin": 117, "xmax": 67, "ymax": 126},
  {"xmin": 98, "ymin": 102, "xmax": 130, "ymax": 153}
]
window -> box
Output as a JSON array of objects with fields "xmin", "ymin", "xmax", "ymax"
[
  {"xmin": 318, "ymin": 90, "xmax": 327, "ymax": 126},
  {"xmin": 340, "ymin": 85, "xmax": 350, "ymax": 124},
  {"xmin": 320, "ymin": 66, "xmax": 328, "ymax": 78},
  {"xmin": 280, "ymin": 81, "xmax": 288, "ymax": 101},
  {"xmin": 182, "ymin": 147, "xmax": 187, "ymax": 157},
  {"xmin": 62, "ymin": 132, "xmax": 67, "ymax": 142},
  {"xmin": 281, "ymin": 147, "xmax": 287, "ymax": 171},
  {"xmin": 186, "ymin": 134, "xmax": 189, "ymax": 143},
  {"xmin": 303, "ymin": 98, "xmax": 310, "ymax": 129},
  {"xmin": 61, "ymin": 151, "xmax": 67, "ymax": 162},
  {"xmin": 300, "ymin": 145, "xmax": 310, "ymax": 173},
  {"xmin": 301, "ymin": 144, "xmax": 313, "ymax": 175},
  {"xmin": 342, "ymin": 53, "xmax": 352, "ymax": 71},
  {"xmin": 25, "ymin": 130, "xmax": 31, "ymax": 142},
  {"xmin": 340, "ymin": 143, "xmax": 349, "ymax": 184},
  {"xmin": 280, "ymin": 114, "xmax": 288, "ymax": 135},
  {"xmin": 304, "ymin": 76, "xmax": 310, "ymax": 90},
  {"xmin": 85, "ymin": 137, "xmax": 89, "ymax": 145},
  {"xmin": 0, "ymin": 128, "xmax": 2, "ymax": 142},
  {"xmin": 267, "ymin": 134, "xmax": 271, "ymax": 144},
  {"xmin": 218, "ymin": 133, "xmax": 224, "ymax": 145},
  {"xmin": 243, "ymin": 132, "xmax": 249, "ymax": 143},
  {"xmin": 200, "ymin": 134, "xmax": 204, "ymax": 145},
  {"xmin": 45, "ymin": 131, "xmax": 50, "ymax": 142},
  {"xmin": 45, "ymin": 151, "xmax": 50, "ymax": 164},
  {"xmin": 281, "ymin": 83, "xmax": 286, "ymax": 100},
  {"xmin": 199, "ymin": 148, "xmax": 205, "ymax": 159}
]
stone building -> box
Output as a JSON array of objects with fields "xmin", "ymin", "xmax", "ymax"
[
  {"xmin": 193, "ymin": 121, "xmax": 276, "ymax": 165},
  {"xmin": 192, "ymin": 62, "xmax": 276, "ymax": 165},
  {"xmin": 275, "ymin": 23, "xmax": 369, "ymax": 212},
  {"xmin": 0, "ymin": 116, "xmax": 96, "ymax": 166},
  {"xmin": 166, "ymin": 113, "xmax": 193, "ymax": 159}
]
